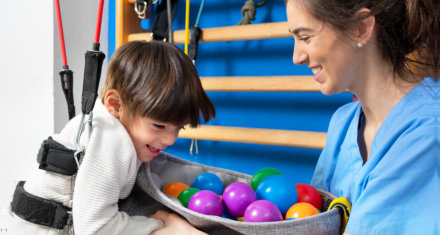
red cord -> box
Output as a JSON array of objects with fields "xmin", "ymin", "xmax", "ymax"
[
  {"xmin": 94, "ymin": 0, "xmax": 105, "ymax": 44},
  {"xmin": 55, "ymin": 0, "xmax": 68, "ymax": 67}
]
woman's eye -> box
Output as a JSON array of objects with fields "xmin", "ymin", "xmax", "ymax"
[
  {"xmin": 299, "ymin": 36, "xmax": 310, "ymax": 42},
  {"xmin": 153, "ymin": 124, "xmax": 165, "ymax": 129}
]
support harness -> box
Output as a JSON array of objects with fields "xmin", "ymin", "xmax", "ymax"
[{"xmin": 10, "ymin": 0, "xmax": 106, "ymax": 232}]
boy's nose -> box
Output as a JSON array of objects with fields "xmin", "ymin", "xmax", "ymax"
[{"xmin": 161, "ymin": 131, "xmax": 179, "ymax": 147}]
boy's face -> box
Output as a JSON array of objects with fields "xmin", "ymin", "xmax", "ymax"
[{"xmin": 119, "ymin": 113, "xmax": 183, "ymax": 162}]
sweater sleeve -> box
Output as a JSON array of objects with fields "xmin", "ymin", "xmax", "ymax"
[{"xmin": 72, "ymin": 113, "xmax": 164, "ymax": 234}]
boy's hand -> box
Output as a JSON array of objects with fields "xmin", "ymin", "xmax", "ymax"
[{"xmin": 150, "ymin": 210, "xmax": 207, "ymax": 235}]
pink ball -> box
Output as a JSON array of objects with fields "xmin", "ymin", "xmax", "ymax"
[
  {"xmin": 243, "ymin": 200, "xmax": 283, "ymax": 222},
  {"xmin": 188, "ymin": 190, "xmax": 223, "ymax": 216},
  {"xmin": 222, "ymin": 182, "xmax": 256, "ymax": 217}
]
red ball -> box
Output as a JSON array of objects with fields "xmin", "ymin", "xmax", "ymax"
[{"xmin": 295, "ymin": 183, "xmax": 322, "ymax": 210}]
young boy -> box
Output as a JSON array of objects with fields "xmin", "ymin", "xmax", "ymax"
[{"xmin": 10, "ymin": 40, "xmax": 215, "ymax": 234}]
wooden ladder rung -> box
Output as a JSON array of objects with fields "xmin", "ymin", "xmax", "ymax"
[
  {"xmin": 200, "ymin": 76, "xmax": 320, "ymax": 92},
  {"xmin": 128, "ymin": 22, "xmax": 291, "ymax": 44},
  {"xmin": 178, "ymin": 125, "xmax": 326, "ymax": 149}
]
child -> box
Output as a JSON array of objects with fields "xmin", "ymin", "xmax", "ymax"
[{"xmin": 9, "ymin": 40, "xmax": 215, "ymax": 234}]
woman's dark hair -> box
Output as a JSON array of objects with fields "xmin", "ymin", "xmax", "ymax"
[
  {"xmin": 100, "ymin": 40, "xmax": 215, "ymax": 127},
  {"xmin": 290, "ymin": 0, "xmax": 438, "ymax": 81}
]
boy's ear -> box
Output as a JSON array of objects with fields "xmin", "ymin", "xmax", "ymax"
[
  {"xmin": 104, "ymin": 89, "xmax": 122, "ymax": 119},
  {"xmin": 353, "ymin": 8, "xmax": 375, "ymax": 46}
]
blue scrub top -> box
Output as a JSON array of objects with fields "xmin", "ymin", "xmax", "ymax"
[{"xmin": 311, "ymin": 77, "xmax": 440, "ymax": 235}]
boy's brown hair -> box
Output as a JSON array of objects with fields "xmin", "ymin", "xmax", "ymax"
[{"xmin": 100, "ymin": 40, "xmax": 215, "ymax": 127}]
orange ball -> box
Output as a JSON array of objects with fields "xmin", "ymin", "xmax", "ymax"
[
  {"xmin": 164, "ymin": 182, "xmax": 190, "ymax": 198},
  {"xmin": 285, "ymin": 202, "xmax": 319, "ymax": 220}
]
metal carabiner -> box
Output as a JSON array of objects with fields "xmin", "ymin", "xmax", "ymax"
[
  {"xmin": 134, "ymin": 1, "xmax": 147, "ymax": 19},
  {"xmin": 75, "ymin": 114, "xmax": 86, "ymax": 149}
]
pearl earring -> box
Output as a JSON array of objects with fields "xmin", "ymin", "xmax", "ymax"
[{"xmin": 357, "ymin": 42, "xmax": 363, "ymax": 48}]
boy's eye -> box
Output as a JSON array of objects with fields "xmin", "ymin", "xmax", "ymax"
[{"xmin": 153, "ymin": 124, "xmax": 165, "ymax": 129}]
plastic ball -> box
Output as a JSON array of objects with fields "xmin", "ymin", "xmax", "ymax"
[
  {"xmin": 250, "ymin": 168, "xmax": 283, "ymax": 190},
  {"xmin": 222, "ymin": 182, "xmax": 257, "ymax": 217},
  {"xmin": 164, "ymin": 182, "xmax": 190, "ymax": 198},
  {"xmin": 177, "ymin": 187, "xmax": 200, "ymax": 207},
  {"xmin": 295, "ymin": 183, "xmax": 323, "ymax": 210},
  {"xmin": 285, "ymin": 202, "xmax": 319, "ymax": 219},
  {"xmin": 192, "ymin": 172, "xmax": 224, "ymax": 195},
  {"xmin": 188, "ymin": 190, "xmax": 223, "ymax": 216},
  {"xmin": 256, "ymin": 175, "xmax": 297, "ymax": 215},
  {"xmin": 221, "ymin": 209, "xmax": 236, "ymax": 220},
  {"xmin": 243, "ymin": 200, "xmax": 283, "ymax": 222}
]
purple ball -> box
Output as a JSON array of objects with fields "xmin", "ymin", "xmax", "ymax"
[
  {"xmin": 243, "ymin": 200, "xmax": 283, "ymax": 222},
  {"xmin": 222, "ymin": 182, "xmax": 257, "ymax": 217},
  {"xmin": 188, "ymin": 190, "xmax": 223, "ymax": 216}
]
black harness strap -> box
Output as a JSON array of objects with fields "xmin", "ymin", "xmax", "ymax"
[
  {"xmin": 151, "ymin": 0, "xmax": 178, "ymax": 41},
  {"xmin": 36, "ymin": 137, "xmax": 79, "ymax": 176},
  {"xmin": 11, "ymin": 181, "xmax": 71, "ymax": 229},
  {"xmin": 188, "ymin": 26, "xmax": 202, "ymax": 63},
  {"xmin": 81, "ymin": 45, "xmax": 106, "ymax": 115},
  {"xmin": 60, "ymin": 67, "xmax": 76, "ymax": 120}
]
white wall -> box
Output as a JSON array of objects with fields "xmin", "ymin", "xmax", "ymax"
[{"xmin": 0, "ymin": 0, "xmax": 108, "ymax": 232}]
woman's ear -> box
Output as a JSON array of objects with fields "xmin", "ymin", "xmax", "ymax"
[
  {"xmin": 353, "ymin": 8, "xmax": 375, "ymax": 46},
  {"xmin": 104, "ymin": 89, "xmax": 122, "ymax": 119}
]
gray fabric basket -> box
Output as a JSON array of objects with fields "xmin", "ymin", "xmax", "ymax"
[{"xmin": 119, "ymin": 152, "xmax": 341, "ymax": 235}]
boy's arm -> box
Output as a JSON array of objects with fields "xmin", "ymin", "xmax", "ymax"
[{"xmin": 150, "ymin": 210, "xmax": 207, "ymax": 235}]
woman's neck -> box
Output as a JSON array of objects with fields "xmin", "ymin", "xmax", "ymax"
[{"xmin": 352, "ymin": 57, "xmax": 416, "ymax": 130}]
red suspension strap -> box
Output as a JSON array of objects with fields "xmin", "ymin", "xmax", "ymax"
[
  {"xmin": 94, "ymin": 0, "xmax": 105, "ymax": 45},
  {"xmin": 55, "ymin": 0, "xmax": 68, "ymax": 67}
]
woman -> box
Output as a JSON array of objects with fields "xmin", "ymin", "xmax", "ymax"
[{"xmin": 286, "ymin": 0, "xmax": 439, "ymax": 234}]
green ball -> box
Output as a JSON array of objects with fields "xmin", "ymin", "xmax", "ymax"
[
  {"xmin": 250, "ymin": 168, "xmax": 283, "ymax": 190},
  {"xmin": 177, "ymin": 187, "xmax": 201, "ymax": 207}
]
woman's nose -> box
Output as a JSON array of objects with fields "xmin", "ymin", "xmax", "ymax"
[{"xmin": 292, "ymin": 44, "xmax": 307, "ymax": 65}]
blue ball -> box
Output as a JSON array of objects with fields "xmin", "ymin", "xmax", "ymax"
[
  {"xmin": 256, "ymin": 175, "xmax": 298, "ymax": 215},
  {"xmin": 192, "ymin": 172, "xmax": 224, "ymax": 195},
  {"xmin": 221, "ymin": 209, "xmax": 236, "ymax": 220}
]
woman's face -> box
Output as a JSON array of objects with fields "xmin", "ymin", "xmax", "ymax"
[{"xmin": 286, "ymin": 1, "xmax": 361, "ymax": 95}]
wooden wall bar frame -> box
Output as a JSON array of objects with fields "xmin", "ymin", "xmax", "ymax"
[
  {"xmin": 128, "ymin": 22, "xmax": 291, "ymax": 44},
  {"xmin": 179, "ymin": 125, "xmax": 327, "ymax": 149},
  {"xmin": 200, "ymin": 76, "xmax": 320, "ymax": 92},
  {"xmin": 116, "ymin": 0, "xmax": 149, "ymax": 48}
]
